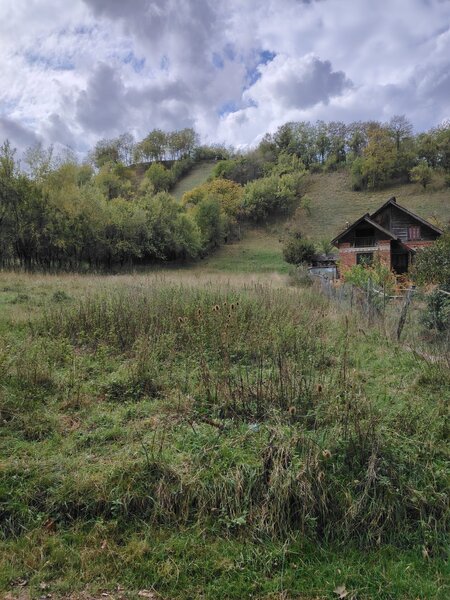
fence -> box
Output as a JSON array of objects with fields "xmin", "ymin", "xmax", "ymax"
[{"xmin": 310, "ymin": 271, "xmax": 450, "ymax": 363}]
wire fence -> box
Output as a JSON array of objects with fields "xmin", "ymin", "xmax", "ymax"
[{"xmin": 309, "ymin": 271, "xmax": 450, "ymax": 364}]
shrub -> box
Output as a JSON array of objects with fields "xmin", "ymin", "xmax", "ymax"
[
  {"xmin": 145, "ymin": 163, "xmax": 173, "ymax": 192},
  {"xmin": 193, "ymin": 196, "xmax": 227, "ymax": 251},
  {"xmin": 413, "ymin": 230, "xmax": 450, "ymax": 286},
  {"xmin": 170, "ymin": 157, "xmax": 194, "ymax": 184},
  {"xmin": 242, "ymin": 174, "xmax": 300, "ymax": 222},
  {"xmin": 420, "ymin": 286, "xmax": 450, "ymax": 332},
  {"xmin": 351, "ymin": 157, "xmax": 367, "ymax": 190},
  {"xmin": 343, "ymin": 254, "xmax": 396, "ymax": 296},
  {"xmin": 282, "ymin": 234, "xmax": 316, "ymax": 265}
]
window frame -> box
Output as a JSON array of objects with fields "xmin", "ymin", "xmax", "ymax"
[
  {"xmin": 356, "ymin": 252, "xmax": 374, "ymax": 266},
  {"xmin": 408, "ymin": 225, "xmax": 421, "ymax": 241}
]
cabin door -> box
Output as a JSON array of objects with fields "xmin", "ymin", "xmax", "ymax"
[{"xmin": 391, "ymin": 252, "xmax": 409, "ymax": 274}]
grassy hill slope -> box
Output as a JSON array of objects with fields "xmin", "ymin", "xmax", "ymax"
[
  {"xmin": 294, "ymin": 171, "xmax": 450, "ymax": 242},
  {"xmin": 188, "ymin": 171, "xmax": 449, "ymax": 275},
  {"xmin": 192, "ymin": 226, "xmax": 289, "ymax": 276},
  {"xmin": 171, "ymin": 160, "xmax": 217, "ymax": 201}
]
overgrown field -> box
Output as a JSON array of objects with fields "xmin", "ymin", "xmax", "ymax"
[{"xmin": 0, "ymin": 273, "xmax": 449, "ymax": 599}]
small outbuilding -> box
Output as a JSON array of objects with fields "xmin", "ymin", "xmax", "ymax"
[{"xmin": 331, "ymin": 197, "xmax": 443, "ymax": 275}]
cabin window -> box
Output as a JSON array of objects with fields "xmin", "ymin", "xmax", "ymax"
[
  {"xmin": 408, "ymin": 226, "xmax": 421, "ymax": 240},
  {"xmin": 356, "ymin": 252, "xmax": 373, "ymax": 266}
]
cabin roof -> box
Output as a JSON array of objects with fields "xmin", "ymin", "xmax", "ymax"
[
  {"xmin": 331, "ymin": 196, "xmax": 443, "ymax": 246},
  {"xmin": 331, "ymin": 213, "xmax": 397, "ymax": 245},
  {"xmin": 370, "ymin": 196, "xmax": 443, "ymax": 235}
]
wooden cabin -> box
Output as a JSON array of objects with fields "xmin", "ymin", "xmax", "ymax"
[{"xmin": 331, "ymin": 197, "xmax": 442, "ymax": 275}]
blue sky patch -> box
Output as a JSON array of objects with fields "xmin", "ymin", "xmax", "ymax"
[
  {"xmin": 245, "ymin": 49, "xmax": 276, "ymax": 88},
  {"xmin": 123, "ymin": 51, "xmax": 145, "ymax": 73},
  {"xmin": 218, "ymin": 100, "xmax": 239, "ymax": 117},
  {"xmin": 212, "ymin": 52, "xmax": 225, "ymax": 69},
  {"xmin": 24, "ymin": 50, "xmax": 75, "ymax": 71}
]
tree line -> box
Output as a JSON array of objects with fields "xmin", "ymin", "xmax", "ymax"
[
  {"xmin": 90, "ymin": 128, "xmax": 228, "ymax": 168},
  {"xmin": 213, "ymin": 116, "xmax": 450, "ymax": 191}
]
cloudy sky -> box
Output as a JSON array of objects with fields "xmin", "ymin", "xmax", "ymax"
[{"xmin": 1, "ymin": 0, "xmax": 449, "ymax": 155}]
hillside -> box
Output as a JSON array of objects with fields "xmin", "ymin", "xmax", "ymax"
[
  {"xmin": 294, "ymin": 171, "xmax": 450, "ymax": 242},
  {"xmin": 188, "ymin": 172, "xmax": 449, "ymax": 275},
  {"xmin": 192, "ymin": 226, "xmax": 288, "ymax": 276},
  {"xmin": 171, "ymin": 160, "xmax": 217, "ymax": 200}
]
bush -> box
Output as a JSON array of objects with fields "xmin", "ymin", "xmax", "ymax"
[
  {"xmin": 170, "ymin": 157, "xmax": 194, "ymax": 184},
  {"xmin": 242, "ymin": 174, "xmax": 300, "ymax": 222},
  {"xmin": 342, "ymin": 255, "xmax": 396, "ymax": 296},
  {"xmin": 410, "ymin": 161, "xmax": 433, "ymax": 189},
  {"xmin": 351, "ymin": 157, "xmax": 367, "ymax": 190},
  {"xmin": 193, "ymin": 145, "xmax": 230, "ymax": 161},
  {"xmin": 420, "ymin": 286, "xmax": 450, "ymax": 332},
  {"xmin": 282, "ymin": 234, "xmax": 316, "ymax": 265},
  {"xmin": 145, "ymin": 163, "xmax": 173, "ymax": 192},
  {"xmin": 413, "ymin": 230, "xmax": 450, "ymax": 286}
]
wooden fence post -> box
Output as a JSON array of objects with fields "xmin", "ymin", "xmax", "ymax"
[{"xmin": 396, "ymin": 287, "xmax": 414, "ymax": 341}]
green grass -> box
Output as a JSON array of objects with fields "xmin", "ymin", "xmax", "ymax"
[
  {"xmin": 194, "ymin": 227, "xmax": 289, "ymax": 275},
  {"xmin": 294, "ymin": 171, "xmax": 450, "ymax": 241},
  {"xmin": 0, "ymin": 272, "xmax": 448, "ymax": 599},
  {"xmin": 171, "ymin": 160, "xmax": 217, "ymax": 201}
]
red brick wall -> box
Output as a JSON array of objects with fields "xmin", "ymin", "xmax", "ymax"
[
  {"xmin": 338, "ymin": 243, "xmax": 355, "ymax": 274},
  {"xmin": 337, "ymin": 240, "xmax": 392, "ymax": 275},
  {"xmin": 406, "ymin": 240, "xmax": 435, "ymax": 251},
  {"xmin": 377, "ymin": 240, "xmax": 391, "ymax": 268}
]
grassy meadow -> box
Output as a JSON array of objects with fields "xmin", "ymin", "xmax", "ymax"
[
  {"xmin": 192, "ymin": 227, "xmax": 289, "ymax": 275},
  {"xmin": 0, "ymin": 268, "xmax": 449, "ymax": 600}
]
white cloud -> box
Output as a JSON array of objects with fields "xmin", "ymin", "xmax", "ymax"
[
  {"xmin": 0, "ymin": 0, "xmax": 449, "ymax": 154},
  {"xmin": 244, "ymin": 54, "xmax": 352, "ymax": 110}
]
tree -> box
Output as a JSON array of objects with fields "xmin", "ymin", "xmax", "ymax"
[
  {"xmin": 242, "ymin": 173, "xmax": 301, "ymax": 222},
  {"xmin": 212, "ymin": 155, "xmax": 265, "ymax": 185},
  {"xmin": 24, "ymin": 143, "xmax": 54, "ymax": 181},
  {"xmin": 142, "ymin": 192, "xmax": 201, "ymax": 260},
  {"xmin": 145, "ymin": 163, "xmax": 173, "ymax": 192},
  {"xmin": 315, "ymin": 120, "xmax": 331, "ymax": 164},
  {"xmin": 182, "ymin": 178, "xmax": 244, "ymax": 219},
  {"xmin": 117, "ymin": 133, "xmax": 135, "ymax": 166},
  {"xmin": 360, "ymin": 125, "xmax": 397, "ymax": 189},
  {"xmin": 416, "ymin": 132, "xmax": 439, "ymax": 168},
  {"xmin": 325, "ymin": 121, "xmax": 347, "ymax": 169},
  {"xmin": 135, "ymin": 129, "xmax": 167, "ymax": 162},
  {"xmin": 410, "ymin": 161, "xmax": 433, "ymax": 189},
  {"xmin": 388, "ymin": 115, "xmax": 413, "ymax": 151},
  {"xmin": 347, "ymin": 121, "xmax": 368, "ymax": 158},
  {"xmin": 91, "ymin": 138, "xmax": 121, "ymax": 168},
  {"xmin": 435, "ymin": 121, "xmax": 450, "ymax": 172},
  {"xmin": 193, "ymin": 196, "xmax": 226, "ymax": 251}
]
